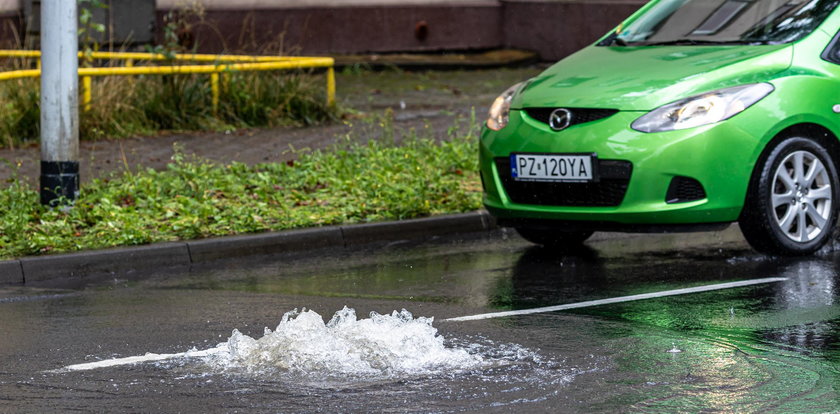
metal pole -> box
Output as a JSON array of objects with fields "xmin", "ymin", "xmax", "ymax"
[{"xmin": 40, "ymin": 0, "xmax": 79, "ymax": 206}]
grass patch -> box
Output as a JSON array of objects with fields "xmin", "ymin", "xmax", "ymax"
[
  {"xmin": 0, "ymin": 68, "xmax": 336, "ymax": 147},
  {"xmin": 0, "ymin": 78, "xmax": 41, "ymax": 148},
  {"xmin": 0, "ymin": 114, "xmax": 482, "ymax": 259}
]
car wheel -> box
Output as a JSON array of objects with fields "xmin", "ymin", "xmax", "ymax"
[
  {"xmin": 514, "ymin": 227, "xmax": 594, "ymax": 247},
  {"xmin": 740, "ymin": 136, "xmax": 839, "ymax": 255}
]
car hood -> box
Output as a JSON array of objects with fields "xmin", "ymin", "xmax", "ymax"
[{"xmin": 514, "ymin": 44, "xmax": 792, "ymax": 111}]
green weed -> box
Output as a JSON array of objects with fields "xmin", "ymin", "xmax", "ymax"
[
  {"xmin": 0, "ymin": 115, "xmax": 482, "ymax": 259},
  {"xmin": 0, "ymin": 78, "xmax": 40, "ymax": 148},
  {"xmin": 218, "ymin": 71, "xmax": 333, "ymax": 127},
  {"xmin": 0, "ymin": 69, "xmax": 336, "ymax": 145}
]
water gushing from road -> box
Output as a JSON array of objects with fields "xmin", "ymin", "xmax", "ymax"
[
  {"xmin": 204, "ymin": 306, "xmax": 493, "ymax": 377},
  {"xmin": 56, "ymin": 306, "xmax": 548, "ymax": 380}
]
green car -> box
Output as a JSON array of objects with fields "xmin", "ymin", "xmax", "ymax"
[{"xmin": 481, "ymin": 0, "xmax": 840, "ymax": 255}]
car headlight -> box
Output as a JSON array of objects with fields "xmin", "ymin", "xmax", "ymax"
[
  {"xmin": 486, "ymin": 82, "xmax": 524, "ymax": 131},
  {"xmin": 631, "ymin": 83, "xmax": 774, "ymax": 133}
]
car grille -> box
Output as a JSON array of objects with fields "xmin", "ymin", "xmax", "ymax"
[
  {"xmin": 496, "ymin": 158, "xmax": 632, "ymax": 207},
  {"xmin": 666, "ymin": 176, "xmax": 706, "ymax": 204},
  {"xmin": 524, "ymin": 108, "xmax": 618, "ymax": 128}
]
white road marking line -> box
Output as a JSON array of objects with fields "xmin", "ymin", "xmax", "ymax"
[
  {"xmin": 50, "ymin": 346, "xmax": 226, "ymax": 373},
  {"xmin": 444, "ymin": 277, "xmax": 788, "ymax": 322}
]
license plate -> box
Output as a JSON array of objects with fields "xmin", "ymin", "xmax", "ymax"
[{"xmin": 510, "ymin": 153, "xmax": 596, "ymax": 182}]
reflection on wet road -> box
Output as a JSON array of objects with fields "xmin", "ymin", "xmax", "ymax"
[{"xmin": 2, "ymin": 227, "xmax": 840, "ymax": 412}]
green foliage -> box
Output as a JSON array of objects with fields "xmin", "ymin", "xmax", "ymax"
[
  {"xmin": 78, "ymin": 0, "xmax": 107, "ymax": 60},
  {"xmin": 0, "ymin": 78, "xmax": 39, "ymax": 148},
  {"xmin": 0, "ymin": 70, "xmax": 336, "ymax": 145},
  {"xmin": 218, "ymin": 72, "xmax": 333, "ymax": 127},
  {"xmin": 0, "ymin": 115, "xmax": 482, "ymax": 259},
  {"xmin": 145, "ymin": 2, "xmax": 206, "ymax": 57},
  {"xmin": 138, "ymin": 75, "xmax": 214, "ymax": 131},
  {"xmin": 78, "ymin": 0, "xmax": 107, "ymax": 36}
]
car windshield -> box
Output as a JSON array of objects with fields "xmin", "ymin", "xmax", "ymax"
[{"xmin": 604, "ymin": 0, "xmax": 839, "ymax": 46}]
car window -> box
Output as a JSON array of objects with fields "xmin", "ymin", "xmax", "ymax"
[
  {"xmin": 608, "ymin": 0, "xmax": 840, "ymax": 46},
  {"xmin": 822, "ymin": 30, "xmax": 840, "ymax": 64}
]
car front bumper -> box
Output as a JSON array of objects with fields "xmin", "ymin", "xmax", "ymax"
[{"xmin": 480, "ymin": 109, "xmax": 764, "ymax": 226}]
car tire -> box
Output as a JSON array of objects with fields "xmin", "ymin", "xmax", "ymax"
[
  {"xmin": 740, "ymin": 136, "xmax": 839, "ymax": 256},
  {"xmin": 514, "ymin": 227, "xmax": 594, "ymax": 248}
]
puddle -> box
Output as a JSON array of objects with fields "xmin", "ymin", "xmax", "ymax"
[{"xmin": 9, "ymin": 233, "xmax": 840, "ymax": 412}]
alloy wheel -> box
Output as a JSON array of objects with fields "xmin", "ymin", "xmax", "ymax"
[{"xmin": 771, "ymin": 150, "xmax": 833, "ymax": 243}]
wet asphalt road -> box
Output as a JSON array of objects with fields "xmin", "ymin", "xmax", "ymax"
[{"xmin": 2, "ymin": 227, "xmax": 840, "ymax": 412}]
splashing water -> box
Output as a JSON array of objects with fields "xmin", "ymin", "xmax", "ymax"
[
  {"xmin": 54, "ymin": 306, "xmax": 582, "ymax": 410},
  {"xmin": 204, "ymin": 307, "xmax": 498, "ymax": 378}
]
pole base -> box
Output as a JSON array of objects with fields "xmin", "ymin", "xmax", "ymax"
[{"xmin": 40, "ymin": 161, "xmax": 79, "ymax": 206}]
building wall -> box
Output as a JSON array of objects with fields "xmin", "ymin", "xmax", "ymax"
[
  {"xmin": 0, "ymin": 0, "xmax": 20, "ymax": 48},
  {"xmin": 502, "ymin": 0, "xmax": 645, "ymax": 61},
  {"xmin": 2, "ymin": 0, "xmax": 647, "ymax": 61},
  {"xmin": 169, "ymin": 3, "xmax": 502, "ymax": 55},
  {"xmin": 0, "ymin": 0, "xmax": 19, "ymax": 13},
  {"xmin": 159, "ymin": 0, "xmax": 645, "ymax": 59}
]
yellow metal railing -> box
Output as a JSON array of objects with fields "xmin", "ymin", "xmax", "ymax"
[{"xmin": 0, "ymin": 50, "xmax": 337, "ymax": 113}]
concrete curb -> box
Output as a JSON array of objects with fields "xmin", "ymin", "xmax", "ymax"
[
  {"xmin": 1, "ymin": 211, "xmax": 496, "ymax": 285},
  {"xmin": 0, "ymin": 260, "xmax": 24, "ymax": 285},
  {"xmin": 19, "ymin": 243, "xmax": 192, "ymax": 284}
]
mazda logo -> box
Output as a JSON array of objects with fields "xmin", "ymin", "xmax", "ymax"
[{"xmin": 548, "ymin": 108, "xmax": 573, "ymax": 131}]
